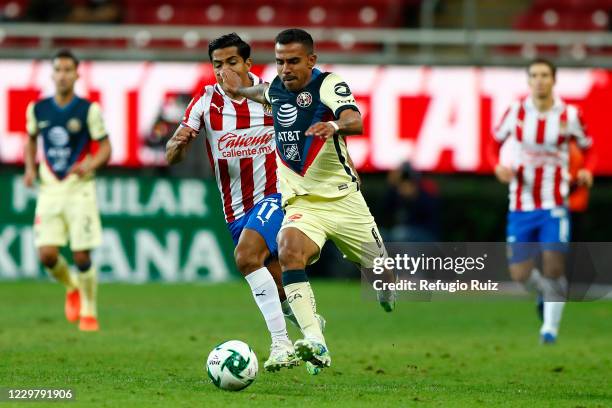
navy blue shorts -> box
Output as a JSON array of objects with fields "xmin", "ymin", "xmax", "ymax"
[
  {"xmin": 506, "ymin": 207, "xmax": 571, "ymax": 264},
  {"xmin": 227, "ymin": 194, "xmax": 283, "ymax": 258}
]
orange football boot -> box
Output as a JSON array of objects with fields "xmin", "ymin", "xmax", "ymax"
[
  {"xmin": 65, "ymin": 289, "xmax": 80, "ymax": 323},
  {"xmin": 79, "ymin": 316, "xmax": 99, "ymax": 332}
]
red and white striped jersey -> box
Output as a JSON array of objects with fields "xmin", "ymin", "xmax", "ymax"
[
  {"xmin": 181, "ymin": 74, "xmax": 278, "ymax": 223},
  {"xmin": 495, "ymin": 97, "xmax": 592, "ymax": 212}
]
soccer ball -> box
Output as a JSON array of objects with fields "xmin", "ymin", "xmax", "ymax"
[{"xmin": 206, "ymin": 340, "xmax": 258, "ymax": 391}]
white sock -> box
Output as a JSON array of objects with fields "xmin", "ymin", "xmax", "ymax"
[
  {"xmin": 541, "ymin": 302, "xmax": 565, "ymax": 336},
  {"xmin": 245, "ymin": 267, "xmax": 289, "ymax": 343},
  {"xmin": 540, "ymin": 275, "xmax": 568, "ymax": 336},
  {"xmin": 281, "ymin": 299, "xmax": 299, "ymax": 327},
  {"xmin": 523, "ymin": 268, "xmax": 545, "ymax": 293},
  {"xmin": 284, "ymin": 281, "xmax": 325, "ymax": 345}
]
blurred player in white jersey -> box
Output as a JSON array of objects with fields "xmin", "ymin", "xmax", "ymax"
[
  {"xmin": 492, "ymin": 59, "xmax": 594, "ymax": 344},
  {"xmin": 24, "ymin": 49, "xmax": 112, "ymax": 331},
  {"xmin": 166, "ymin": 33, "xmax": 306, "ymax": 371}
]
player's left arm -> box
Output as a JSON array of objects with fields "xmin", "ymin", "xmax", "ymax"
[
  {"xmin": 569, "ymin": 107, "xmax": 595, "ymax": 188},
  {"xmin": 69, "ymin": 102, "xmax": 112, "ymax": 177},
  {"xmin": 306, "ymin": 73, "xmax": 362, "ymax": 139}
]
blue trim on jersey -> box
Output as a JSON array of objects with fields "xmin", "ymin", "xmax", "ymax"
[
  {"xmin": 506, "ymin": 208, "xmax": 570, "ymax": 264},
  {"xmin": 51, "ymin": 95, "xmax": 79, "ymax": 111},
  {"xmin": 310, "ymin": 68, "xmax": 322, "ymax": 83},
  {"xmin": 226, "ymin": 194, "xmax": 283, "ymax": 259}
]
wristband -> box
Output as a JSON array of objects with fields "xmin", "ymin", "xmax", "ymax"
[{"xmin": 327, "ymin": 121, "xmax": 340, "ymax": 133}]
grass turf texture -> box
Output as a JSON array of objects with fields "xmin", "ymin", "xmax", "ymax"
[{"xmin": 1, "ymin": 280, "xmax": 611, "ymax": 407}]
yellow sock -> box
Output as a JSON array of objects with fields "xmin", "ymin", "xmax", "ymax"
[
  {"xmin": 78, "ymin": 266, "xmax": 98, "ymax": 317},
  {"xmin": 284, "ymin": 281, "xmax": 325, "ymax": 345},
  {"xmin": 46, "ymin": 255, "xmax": 78, "ymax": 292}
]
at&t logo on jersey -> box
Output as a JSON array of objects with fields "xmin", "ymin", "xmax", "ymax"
[
  {"xmin": 48, "ymin": 126, "xmax": 69, "ymax": 146},
  {"xmin": 277, "ymin": 104, "xmax": 297, "ymax": 127}
]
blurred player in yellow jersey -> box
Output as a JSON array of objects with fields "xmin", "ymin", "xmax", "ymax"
[{"xmin": 23, "ymin": 49, "xmax": 112, "ymax": 331}]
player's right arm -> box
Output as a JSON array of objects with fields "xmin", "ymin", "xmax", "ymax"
[
  {"xmin": 491, "ymin": 103, "xmax": 519, "ymax": 184},
  {"xmin": 219, "ymin": 68, "xmax": 270, "ymax": 105},
  {"xmin": 166, "ymin": 93, "xmax": 203, "ymax": 165},
  {"xmin": 23, "ymin": 102, "xmax": 38, "ymax": 187},
  {"xmin": 166, "ymin": 126, "xmax": 197, "ymax": 165}
]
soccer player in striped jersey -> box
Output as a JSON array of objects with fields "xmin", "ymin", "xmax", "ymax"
[
  {"xmin": 166, "ymin": 33, "xmax": 304, "ymax": 371},
  {"xmin": 492, "ymin": 59, "xmax": 594, "ymax": 344},
  {"xmin": 24, "ymin": 49, "xmax": 111, "ymax": 332}
]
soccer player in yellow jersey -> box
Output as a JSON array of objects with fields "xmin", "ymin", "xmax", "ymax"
[
  {"xmin": 221, "ymin": 29, "xmax": 394, "ymax": 374},
  {"xmin": 23, "ymin": 49, "xmax": 112, "ymax": 332}
]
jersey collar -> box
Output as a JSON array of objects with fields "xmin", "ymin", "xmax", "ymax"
[{"xmin": 524, "ymin": 95, "xmax": 565, "ymax": 114}]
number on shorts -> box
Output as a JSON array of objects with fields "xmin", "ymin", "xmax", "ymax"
[{"xmin": 257, "ymin": 201, "xmax": 280, "ymax": 222}]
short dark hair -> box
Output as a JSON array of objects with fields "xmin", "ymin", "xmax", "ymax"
[
  {"xmin": 275, "ymin": 28, "xmax": 314, "ymax": 54},
  {"xmin": 52, "ymin": 49, "xmax": 79, "ymax": 68},
  {"xmin": 528, "ymin": 58, "xmax": 556, "ymax": 79},
  {"xmin": 208, "ymin": 33, "xmax": 251, "ymax": 61}
]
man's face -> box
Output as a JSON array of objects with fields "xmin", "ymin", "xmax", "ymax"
[
  {"xmin": 528, "ymin": 63, "xmax": 555, "ymax": 99},
  {"xmin": 212, "ymin": 46, "xmax": 252, "ymax": 87},
  {"xmin": 52, "ymin": 57, "xmax": 78, "ymax": 95},
  {"xmin": 275, "ymin": 42, "xmax": 317, "ymax": 92}
]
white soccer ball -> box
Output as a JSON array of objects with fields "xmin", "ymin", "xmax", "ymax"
[{"xmin": 206, "ymin": 340, "xmax": 258, "ymax": 391}]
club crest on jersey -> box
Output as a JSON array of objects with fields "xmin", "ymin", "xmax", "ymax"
[
  {"xmin": 283, "ymin": 144, "xmax": 301, "ymax": 161},
  {"xmin": 67, "ymin": 118, "xmax": 82, "ymax": 133},
  {"xmin": 296, "ymin": 91, "xmax": 312, "ymax": 108}
]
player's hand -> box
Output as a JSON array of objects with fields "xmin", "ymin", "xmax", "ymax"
[
  {"xmin": 219, "ymin": 69, "xmax": 241, "ymax": 95},
  {"xmin": 576, "ymin": 168, "xmax": 593, "ymax": 188},
  {"xmin": 494, "ymin": 164, "xmax": 514, "ymax": 184},
  {"xmin": 173, "ymin": 127, "xmax": 197, "ymax": 146},
  {"xmin": 23, "ymin": 168, "xmax": 37, "ymax": 187},
  {"xmin": 68, "ymin": 161, "xmax": 92, "ymax": 178},
  {"xmin": 306, "ymin": 122, "xmax": 336, "ymax": 140}
]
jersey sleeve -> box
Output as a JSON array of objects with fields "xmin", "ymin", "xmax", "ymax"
[
  {"xmin": 567, "ymin": 106, "xmax": 592, "ymax": 149},
  {"xmin": 181, "ymin": 93, "xmax": 205, "ymax": 131},
  {"xmin": 320, "ymin": 72, "xmax": 360, "ymax": 118},
  {"xmin": 26, "ymin": 102, "xmax": 38, "ymax": 136},
  {"xmin": 494, "ymin": 102, "xmax": 518, "ymax": 143},
  {"xmin": 86, "ymin": 102, "xmax": 108, "ymax": 140}
]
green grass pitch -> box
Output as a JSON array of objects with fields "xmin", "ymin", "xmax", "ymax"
[{"xmin": 1, "ymin": 280, "xmax": 611, "ymax": 407}]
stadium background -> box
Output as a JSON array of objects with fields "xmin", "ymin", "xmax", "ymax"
[{"xmin": 1, "ymin": 0, "xmax": 612, "ymax": 282}]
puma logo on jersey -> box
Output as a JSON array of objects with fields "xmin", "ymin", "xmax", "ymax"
[{"xmin": 210, "ymin": 102, "xmax": 223, "ymax": 113}]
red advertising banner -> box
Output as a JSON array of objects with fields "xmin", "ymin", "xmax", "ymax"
[{"xmin": 1, "ymin": 62, "xmax": 610, "ymax": 174}]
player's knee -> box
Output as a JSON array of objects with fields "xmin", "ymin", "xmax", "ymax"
[
  {"xmin": 509, "ymin": 266, "xmax": 530, "ymax": 283},
  {"xmin": 278, "ymin": 245, "xmax": 306, "ymax": 270},
  {"xmin": 234, "ymin": 247, "xmax": 265, "ymax": 276},
  {"xmin": 72, "ymin": 252, "xmax": 91, "ymax": 272},
  {"xmin": 38, "ymin": 249, "xmax": 58, "ymax": 269},
  {"xmin": 542, "ymin": 263, "xmax": 564, "ymax": 279}
]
